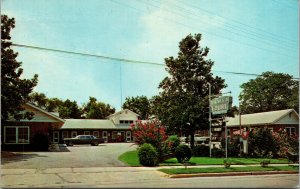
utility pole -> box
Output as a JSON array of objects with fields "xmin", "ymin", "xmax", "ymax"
[
  {"xmin": 208, "ymin": 83, "xmax": 212, "ymax": 158},
  {"xmin": 239, "ymin": 101, "xmax": 242, "ymax": 155}
]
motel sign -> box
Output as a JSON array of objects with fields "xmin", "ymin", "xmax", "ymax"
[{"xmin": 211, "ymin": 96, "xmax": 233, "ymax": 115}]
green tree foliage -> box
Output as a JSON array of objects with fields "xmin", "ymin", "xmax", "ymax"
[
  {"xmin": 46, "ymin": 97, "xmax": 64, "ymax": 112},
  {"xmin": 83, "ymin": 97, "xmax": 115, "ymax": 119},
  {"xmin": 28, "ymin": 92, "xmax": 82, "ymax": 119},
  {"xmin": 239, "ymin": 71, "xmax": 299, "ymax": 114},
  {"xmin": 29, "ymin": 92, "xmax": 48, "ymax": 109},
  {"xmin": 1, "ymin": 15, "xmax": 38, "ymax": 121},
  {"xmin": 58, "ymin": 99, "xmax": 82, "ymax": 119},
  {"xmin": 152, "ymin": 34, "xmax": 226, "ymax": 148},
  {"xmin": 122, "ymin": 96, "xmax": 151, "ymax": 119}
]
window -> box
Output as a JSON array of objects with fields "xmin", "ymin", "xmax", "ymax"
[
  {"xmin": 102, "ymin": 131, "xmax": 107, "ymax": 138},
  {"xmin": 120, "ymin": 120, "xmax": 124, "ymax": 124},
  {"xmin": 93, "ymin": 131, "xmax": 99, "ymax": 137},
  {"xmin": 71, "ymin": 131, "xmax": 77, "ymax": 138},
  {"xmin": 112, "ymin": 131, "xmax": 118, "ymax": 139},
  {"xmin": 53, "ymin": 131, "xmax": 59, "ymax": 143},
  {"xmin": 286, "ymin": 127, "xmax": 296, "ymax": 136},
  {"xmin": 4, "ymin": 126, "xmax": 29, "ymax": 144},
  {"xmin": 84, "ymin": 131, "xmax": 90, "ymax": 135},
  {"xmin": 124, "ymin": 120, "xmax": 128, "ymax": 124},
  {"xmin": 62, "ymin": 131, "xmax": 68, "ymax": 139}
]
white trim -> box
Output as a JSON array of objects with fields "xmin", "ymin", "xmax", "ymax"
[
  {"xmin": 126, "ymin": 131, "xmax": 131, "ymax": 142},
  {"xmin": 25, "ymin": 103, "xmax": 65, "ymax": 122},
  {"xmin": 112, "ymin": 131, "xmax": 117, "ymax": 139},
  {"xmin": 53, "ymin": 131, "xmax": 59, "ymax": 143},
  {"xmin": 286, "ymin": 127, "xmax": 296, "ymax": 136},
  {"xmin": 71, "ymin": 131, "xmax": 77, "ymax": 138},
  {"xmin": 4, "ymin": 126, "xmax": 30, "ymax": 144}
]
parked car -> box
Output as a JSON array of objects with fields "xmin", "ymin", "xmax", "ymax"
[
  {"xmin": 63, "ymin": 135, "xmax": 105, "ymax": 146},
  {"xmin": 186, "ymin": 135, "xmax": 210, "ymax": 146}
]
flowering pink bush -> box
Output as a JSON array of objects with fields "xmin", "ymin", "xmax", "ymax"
[
  {"xmin": 130, "ymin": 119, "xmax": 167, "ymax": 149},
  {"xmin": 272, "ymin": 129, "xmax": 298, "ymax": 159}
]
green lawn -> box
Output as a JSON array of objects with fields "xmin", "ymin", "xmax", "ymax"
[
  {"xmin": 159, "ymin": 166, "xmax": 299, "ymax": 175},
  {"xmin": 160, "ymin": 157, "xmax": 290, "ymax": 166},
  {"xmin": 118, "ymin": 150, "xmax": 290, "ymax": 166},
  {"xmin": 118, "ymin": 150, "xmax": 141, "ymax": 166}
]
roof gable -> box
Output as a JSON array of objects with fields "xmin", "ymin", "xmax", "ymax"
[
  {"xmin": 8, "ymin": 103, "xmax": 65, "ymax": 123},
  {"xmin": 107, "ymin": 109, "xmax": 139, "ymax": 119}
]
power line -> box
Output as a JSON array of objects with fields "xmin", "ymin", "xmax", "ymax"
[
  {"xmin": 176, "ymin": 0, "xmax": 298, "ymax": 46},
  {"xmin": 145, "ymin": 0, "xmax": 296, "ymax": 51},
  {"xmin": 12, "ymin": 43, "xmax": 299, "ymax": 80},
  {"xmin": 12, "ymin": 43, "xmax": 164, "ymax": 67},
  {"xmin": 110, "ymin": 0, "xmax": 297, "ymax": 60}
]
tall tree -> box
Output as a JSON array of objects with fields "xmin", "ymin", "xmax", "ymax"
[
  {"xmin": 58, "ymin": 99, "xmax": 82, "ymax": 119},
  {"xmin": 83, "ymin": 97, "xmax": 115, "ymax": 119},
  {"xmin": 122, "ymin": 96, "xmax": 151, "ymax": 119},
  {"xmin": 1, "ymin": 15, "xmax": 38, "ymax": 121},
  {"xmin": 239, "ymin": 71, "xmax": 299, "ymax": 114},
  {"xmin": 28, "ymin": 92, "xmax": 48, "ymax": 109},
  {"xmin": 152, "ymin": 34, "xmax": 226, "ymax": 148}
]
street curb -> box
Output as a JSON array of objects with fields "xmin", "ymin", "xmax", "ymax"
[{"xmin": 168, "ymin": 171, "xmax": 299, "ymax": 178}]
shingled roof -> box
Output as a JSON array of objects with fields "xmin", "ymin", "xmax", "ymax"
[
  {"xmin": 61, "ymin": 119, "xmax": 131, "ymax": 130},
  {"xmin": 226, "ymin": 109, "xmax": 299, "ymax": 127}
]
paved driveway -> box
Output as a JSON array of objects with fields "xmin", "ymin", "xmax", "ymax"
[{"xmin": 1, "ymin": 143, "xmax": 137, "ymax": 169}]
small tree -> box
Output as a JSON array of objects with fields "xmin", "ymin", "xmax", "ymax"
[
  {"xmin": 272, "ymin": 128, "xmax": 299, "ymax": 161},
  {"xmin": 130, "ymin": 119, "xmax": 167, "ymax": 150},
  {"xmin": 248, "ymin": 128, "xmax": 278, "ymax": 158}
]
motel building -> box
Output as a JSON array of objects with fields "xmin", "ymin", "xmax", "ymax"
[{"xmin": 1, "ymin": 103, "xmax": 140, "ymax": 151}]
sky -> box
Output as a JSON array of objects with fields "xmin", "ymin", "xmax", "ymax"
[{"xmin": 2, "ymin": 0, "xmax": 299, "ymax": 111}]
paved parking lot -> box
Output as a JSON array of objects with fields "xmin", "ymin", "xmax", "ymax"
[{"xmin": 1, "ymin": 143, "xmax": 138, "ymax": 169}]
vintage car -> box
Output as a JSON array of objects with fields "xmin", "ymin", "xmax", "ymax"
[{"xmin": 63, "ymin": 135, "xmax": 105, "ymax": 146}]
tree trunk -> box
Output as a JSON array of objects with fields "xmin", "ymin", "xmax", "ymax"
[{"xmin": 190, "ymin": 129, "xmax": 195, "ymax": 149}]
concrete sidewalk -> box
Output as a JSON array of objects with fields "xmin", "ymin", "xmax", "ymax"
[{"xmin": 2, "ymin": 165, "xmax": 299, "ymax": 188}]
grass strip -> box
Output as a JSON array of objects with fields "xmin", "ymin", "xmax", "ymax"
[
  {"xmin": 160, "ymin": 157, "xmax": 289, "ymax": 166},
  {"xmin": 158, "ymin": 166, "xmax": 299, "ymax": 175},
  {"xmin": 118, "ymin": 150, "xmax": 141, "ymax": 166}
]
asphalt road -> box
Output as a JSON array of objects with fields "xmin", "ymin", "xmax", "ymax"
[{"xmin": 1, "ymin": 143, "xmax": 138, "ymax": 169}]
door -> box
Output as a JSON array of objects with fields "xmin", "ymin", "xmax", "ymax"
[
  {"xmin": 53, "ymin": 131, "xmax": 59, "ymax": 144},
  {"xmin": 102, "ymin": 131, "xmax": 107, "ymax": 142},
  {"xmin": 126, "ymin": 131, "xmax": 131, "ymax": 142}
]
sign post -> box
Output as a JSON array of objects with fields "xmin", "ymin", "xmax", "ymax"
[{"xmin": 210, "ymin": 96, "xmax": 232, "ymax": 160}]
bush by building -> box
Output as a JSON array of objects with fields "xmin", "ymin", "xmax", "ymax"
[
  {"xmin": 192, "ymin": 145, "xmax": 209, "ymax": 157},
  {"xmin": 175, "ymin": 144, "xmax": 192, "ymax": 163},
  {"xmin": 138, "ymin": 143, "xmax": 158, "ymax": 166}
]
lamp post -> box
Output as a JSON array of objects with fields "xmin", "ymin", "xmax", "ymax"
[{"xmin": 208, "ymin": 83, "xmax": 212, "ymax": 158}]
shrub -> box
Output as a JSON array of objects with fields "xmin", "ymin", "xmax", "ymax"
[
  {"xmin": 192, "ymin": 145, "xmax": 209, "ymax": 157},
  {"xmin": 138, "ymin": 143, "xmax": 158, "ymax": 166},
  {"xmin": 175, "ymin": 144, "xmax": 192, "ymax": 163},
  {"xmin": 260, "ymin": 159, "xmax": 270, "ymax": 167},
  {"xmin": 248, "ymin": 127, "xmax": 278, "ymax": 158},
  {"xmin": 33, "ymin": 133, "xmax": 50, "ymax": 151},
  {"xmin": 223, "ymin": 159, "xmax": 231, "ymax": 168},
  {"xmin": 163, "ymin": 135, "xmax": 180, "ymax": 154},
  {"xmin": 211, "ymin": 148, "xmax": 224, "ymax": 158}
]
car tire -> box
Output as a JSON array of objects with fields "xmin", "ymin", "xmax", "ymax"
[{"xmin": 92, "ymin": 141, "xmax": 99, "ymax": 146}]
